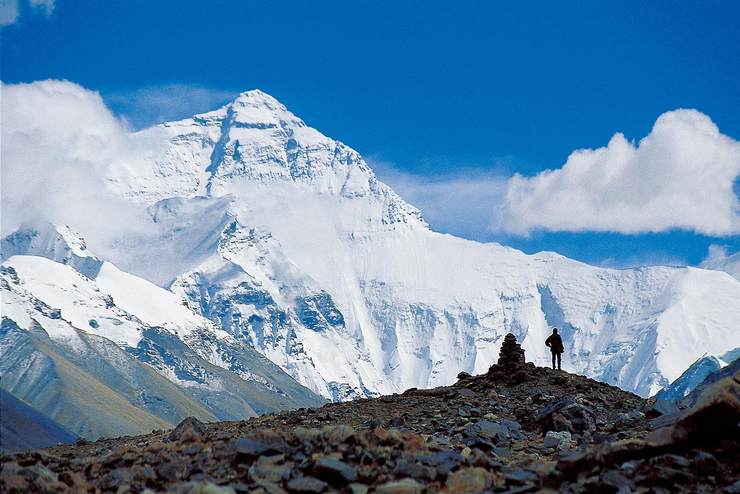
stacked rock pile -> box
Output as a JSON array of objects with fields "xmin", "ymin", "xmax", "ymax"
[{"xmin": 496, "ymin": 333, "xmax": 526, "ymax": 368}]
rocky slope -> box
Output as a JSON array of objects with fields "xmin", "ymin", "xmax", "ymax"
[{"xmin": 2, "ymin": 335, "xmax": 737, "ymax": 493}]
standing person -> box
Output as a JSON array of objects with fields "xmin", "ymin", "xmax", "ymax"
[{"xmin": 545, "ymin": 328, "xmax": 564, "ymax": 370}]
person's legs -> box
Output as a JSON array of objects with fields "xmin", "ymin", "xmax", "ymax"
[
  {"xmin": 551, "ymin": 352, "xmax": 556, "ymax": 369},
  {"xmin": 556, "ymin": 353, "xmax": 562, "ymax": 370}
]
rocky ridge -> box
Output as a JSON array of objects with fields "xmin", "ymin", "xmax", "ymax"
[{"xmin": 2, "ymin": 334, "xmax": 738, "ymax": 493}]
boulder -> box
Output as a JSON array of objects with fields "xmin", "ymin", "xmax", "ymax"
[
  {"xmin": 643, "ymin": 398, "xmax": 680, "ymax": 417},
  {"xmin": 168, "ymin": 417, "xmax": 207, "ymax": 443},
  {"xmin": 544, "ymin": 431, "xmax": 572, "ymax": 449},
  {"xmin": 536, "ymin": 396, "xmax": 596, "ymax": 434},
  {"xmin": 670, "ymin": 371, "xmax": 739, "ymax": 445}
]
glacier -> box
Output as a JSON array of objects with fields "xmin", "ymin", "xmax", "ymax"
[{"xmin": 3, "ymin": 89, "xmax": 740, "ymax": 409}]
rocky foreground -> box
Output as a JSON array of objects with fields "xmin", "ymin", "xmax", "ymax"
[{"xmin": 2, "ymin": 334, "xmax": 739, "ymax": 493}]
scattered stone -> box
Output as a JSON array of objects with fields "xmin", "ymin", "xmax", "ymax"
[
  {"xmin": 168, "ymin": 417, "xmax": 208, "ymax": 442},
  {"xmin": 644, "ymin": 398, "xmax": 681, "ymax": 416},
  {"xmin": 248, "ymin": 457, "xmax": 292, "ymax": 484},
  {"xmin": 617, "ymin": 409, "xmax": 644, "ymax": 425},
  {"xmin": 723, "ymin": 479, "xmax": 740, "ymax": 494},
  {"xmin": 388, "ymin": 415, "xmax": 406, "ymax": 427},
  {"xmin": 286, "ymin": 475, "xmax": 328, "ymax": 493},
  {"xmin": 419, "ymin": 450, "xmax": 463, "ymax": 475},
  {"xmin": 602, "ymin": 470, "xmax": 631, "ymax": 491},
  {"xmin": 505, "ymin": 469, "xmax": 536, "ymax": 484},
  {"xmin": 445, "ymin": 467, "xmax": 496, "ymax": 493},
  {"xmin": 457, "ymin": 388, "xmax": 477, "ymax": 398},
  {"xmin": 375, "ymin": 478, "xmax": 423, "ymax": 494},
  {"xmin": 543, "ymin": 431, "xmax": 572, "ymax": 449},
  {"xmin": 312, "ymin": 457, "xmax": 357, "ymax": 485},
  {"xmin": 176, "ymin": 482, "xmax": 236, "ymax": 494},
  {"xmin": 465, "ymin": 419, "xmax": 510, "ymax": 444},
  {"xmin": 234, "ymin": 437, "xmax": 284, "ymax": 460},
  {"xmin": 348, "ymin": 483, "xmax": 369, "ymax": 494},
  {"xmin": 536, "ymin": 396, "xmax": 596, "ymax": 434}
]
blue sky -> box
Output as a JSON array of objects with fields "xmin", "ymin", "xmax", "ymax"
[{"xmin": 2, "ymin": 1, "xmax": 739, "ymax": 267}]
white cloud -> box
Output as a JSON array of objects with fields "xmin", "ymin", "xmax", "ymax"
[
  {"xmin": 0, "ymin": 0, "xmax": 54, "ymax": 26},
  {"xmin": 28, "ymin": 0, "xmax": 53, "ymax": 16},
  {"xmin": 0, "ymin": 80, "xmax": 163, "ymax": 243},
  {"xmin": 105, "ymin": 84, "xmax": 237, "ymax": 129},
  {"xmin": 0, "ymin": 0, "xmax": 19, "ymax": 25},
  {"xmin": 700, "ymin": 244, "xmax": 740, "ymax": 280},
  {"xmin": 501, "ymin": 110, "xmax": 740, "ymax": 236},
  {"xmin": 371, "ymin": 158, "xmax": 509, "ymax": 240}
]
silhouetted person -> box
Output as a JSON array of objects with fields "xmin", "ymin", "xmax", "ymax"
[{"xmin": 545, "ymin": 327, "xmax": 564, "ymax": 370}]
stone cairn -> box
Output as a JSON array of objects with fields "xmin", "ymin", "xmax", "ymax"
[{"xmin": 497, "ymin": 333, "xmax": 526, "ymax": 368}]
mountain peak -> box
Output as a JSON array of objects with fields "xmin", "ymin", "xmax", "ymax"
[
  {"xmin": 231, "ymin": 89, "xmax": 285, "ymax": 110},
  {"xmin": 225, "ymin": 89, "xmax": 300, "ymax": 127}
]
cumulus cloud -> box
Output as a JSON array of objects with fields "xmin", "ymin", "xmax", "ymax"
[
  {"xmin": 0, "ymin": 80, "xmax": 163, "ymax": 243},
  {"xmin": 105, "ymin": 84, "xmax": 237, "ymax": 129},
  {"xmin": 501, "ymin": 110, "xmax": 740, "ymax": 236},
  {"xmin": 371, "ymin": 158, "xmax": 509, "ymax": 240}
]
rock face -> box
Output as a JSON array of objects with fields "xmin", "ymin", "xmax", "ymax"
[{"xmin": 2, "ymin": 363, "xmax": 737, "ymax": 493}]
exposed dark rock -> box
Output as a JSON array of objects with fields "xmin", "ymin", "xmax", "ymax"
[
  {"xmin": 287, "ymin": 476, "xmax": 328, "ymax": 493},
  {"xmin": 648, "ymin": 370, "xmax": 740, "ymax": 448},
  {"xmin": 312, "ymin": 457, "xmax": 357, "ymax": 485},
  {"xmin": 643, "ymin": 397, "xmax": 681, "ymax": 417},
  {"xmin": 234, "ymin": 436, "xmax": 285, "ymax": 460},
  {"xmin": 536, "ymin": 395, "xmax": 596, "ymax": 434},
  {"xmin": 168, "ymin": 416, "xmax": 208, "ymax": 442}
]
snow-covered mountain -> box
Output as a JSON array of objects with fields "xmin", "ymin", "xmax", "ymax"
[
  {"xmin": 0, "ymin": 223, "xmax": 324, "ymax": 439},
  {"xmin": 654, "ymin": 348, "xmax": 739, "ymax": 402},
  {"xmin": 3, "ymin": 90, "xmax": 740, "ymax": 412}
]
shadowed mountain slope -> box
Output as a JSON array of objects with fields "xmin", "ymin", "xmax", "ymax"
[{"xmin": 0, "ymin": 389, "xmax": 77, "ymax": 453}]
